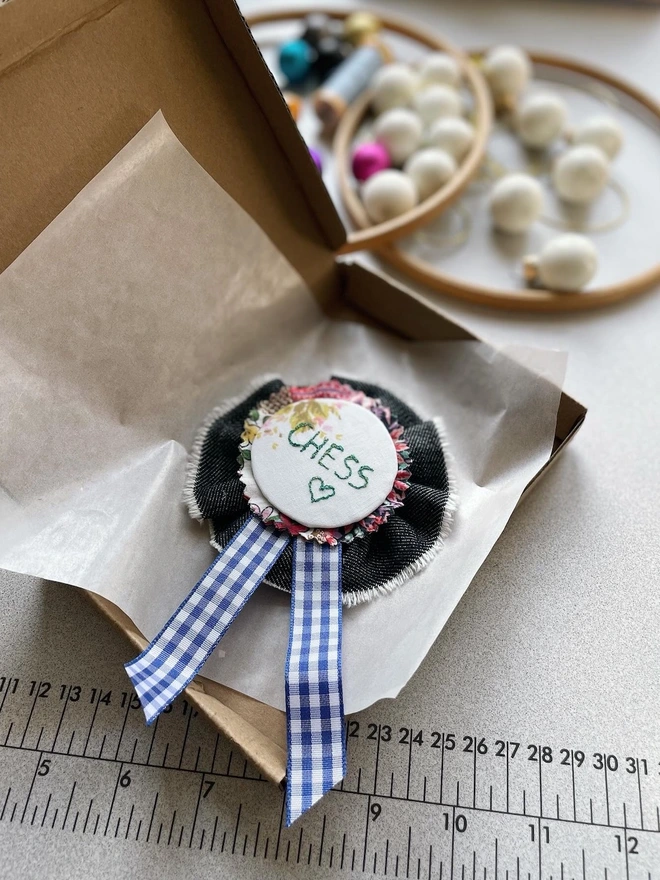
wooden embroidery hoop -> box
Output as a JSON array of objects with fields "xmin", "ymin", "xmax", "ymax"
[
  {"xmin": 246, "ymin": 8, "xmax": 492, "ymax": 253},
  {"xmin": 335, "ymin": 50, "xmax": 660, "ymax": 311}
]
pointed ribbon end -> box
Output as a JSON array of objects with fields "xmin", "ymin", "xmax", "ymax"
[{"xmin": 286, "ymin": 761, "xmax": 346, "ymax": 827}]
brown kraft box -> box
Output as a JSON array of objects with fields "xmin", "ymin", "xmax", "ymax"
[{"xmin": 0, "ymin": 0, "xmax": 586, "ymax": 785}]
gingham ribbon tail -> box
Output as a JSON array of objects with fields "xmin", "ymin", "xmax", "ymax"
[
  {"xmin": 125, "ymin": 518, "xmax": 289, "ymax": 724},
  {"xmin": 285, "ymin": 538, "xmax": 346, "ymax": 826}
]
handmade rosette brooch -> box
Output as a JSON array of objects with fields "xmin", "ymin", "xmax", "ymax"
[{"xmin": 125, "ymin": 377, "xmax": 455, "ymax": 823}]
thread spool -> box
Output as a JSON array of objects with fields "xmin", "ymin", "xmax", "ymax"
[{"xmin": 314, "ymin": 41, "xmax": 391, "ymax": 130}]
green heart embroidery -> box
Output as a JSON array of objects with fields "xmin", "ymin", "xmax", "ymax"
[{"xmin": 308, "ymin": 477, "xmax": 336, "ymax": 504}]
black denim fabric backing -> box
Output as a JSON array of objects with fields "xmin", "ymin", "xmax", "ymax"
[{"xmin": 193, "ymin": 377, "xmax": 450, "ymax": 601}]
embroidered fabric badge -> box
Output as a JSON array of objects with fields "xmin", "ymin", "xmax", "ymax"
[{"xmin": 125, "ymin": 376, "xmax": 456, "ymax": 825}]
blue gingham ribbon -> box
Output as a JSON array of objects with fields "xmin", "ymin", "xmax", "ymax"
[
  {"xmin": 286, "ymin": 538, "xmax": 345, "ymax": 826},
  {"xmin": 124, "ymin": 518, "xmax": 347, "ymax": 824},
  {"xmin": 125, "ymin": 517, "xmax": 289, "ymax": 723}
]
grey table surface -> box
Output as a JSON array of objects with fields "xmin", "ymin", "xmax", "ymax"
[{"xmin": 1, "ymin": 1, "xmax": 659, "ymax": 877}]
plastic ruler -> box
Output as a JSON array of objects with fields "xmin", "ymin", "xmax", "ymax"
[{"xmin": 0, "ymin": 671, "xmax": 658, "ymax": 878}]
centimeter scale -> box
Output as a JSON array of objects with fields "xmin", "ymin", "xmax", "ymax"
[{"xmin": 0, "ymin": 672, "xmax": 658, "ymax": 878}]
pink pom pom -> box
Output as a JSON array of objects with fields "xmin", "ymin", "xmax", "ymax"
[{"xmin": 352, "ymin": 142, "xmax": 391, "ymax": 182}]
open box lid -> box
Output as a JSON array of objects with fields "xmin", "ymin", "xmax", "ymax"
[
  {"xmin": 0, "ymin": 0, "xmax": 586, "ymax": 496},
  {"xmin": 0, "ymin": 0, "xmax": 346, "ymax": 299}
]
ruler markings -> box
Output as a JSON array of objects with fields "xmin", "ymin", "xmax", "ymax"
[
  {"xmin": 473, "ymin": 736, "xmax": 477, "ymax": 810},
  {"xmin": 605, "ymin": 764, "xmax": 611, "ymax": 826},
  {"xmin": 103, "ymin": 763, "xmax": 123, "ymax": 836},
  {"xmin": 19, "ymin": 751, "xmax": 41, "ymax": 823},
  {"xmin": 125, "ymin": 803, "xmax": 134, "ymax": 839},
  {"xmin": 1, "ymin": 673, "xmax": 660, "ymax": 875},
  {"xmin": 440, "ymin": 733, "xmax": 445, "ymax": 804},
  {"xmin": 623, "ymin": 803, "xmax": 630, "ymax": 880},
  {"xmin": 83, "ymin": 690, "xmax": 101, "ymax": 756},
  {"xmin": 232, "ymin": 803, "xmax": 242, "ymax": 854},
  {"xmin": 145, "ymin": 714, "xmax": 159, "ymax": 765},
  {"xmin": 167, "ymin": 809, "xmax": 177, "ymax": 846},
  {"xmin": 210, "ymin": 732, "xmax": 219, "ymax": 775},
  {"xmin": 51, "ymin": 686, "xmax": 70, "ymax": 752},
  {"xmin": 114, "ymin": 702, "xmax": 131, "ymax": 761},
  {"xmin": 362, "ymin": 795, "xmax": 371, "ymax": 872},
  {"xmin": 319, "ymin": 812, "xmax": 327, "ymax": 867},
  {"xmin": 19, "ymin": 686, "xmax": 40, "ymax": 748},
  {"xmin": 41, "ymin": 792, "xmax": 52, "ymax": 829},
  {"xmin": 61, "ymin": 779, "xmax": 76, "ymax": 829},
  {"xmin": 179, "ymin": 706, "xmax": 193, "ymax": 770},
  {"xmin": 2, "ymin": 738, "xmax": 658, "ymax": 833},
  {"xmin": 189, "ymin": 772, "xmax": 204, "ymax": 848},
  {"xmin": 449, "ymin": 805, "xmax": 456, "ymax": 880}
]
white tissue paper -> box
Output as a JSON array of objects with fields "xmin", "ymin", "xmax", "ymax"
[{"xmin": 0, "ymin": 114, "xmax": 566, "ymax": 713}]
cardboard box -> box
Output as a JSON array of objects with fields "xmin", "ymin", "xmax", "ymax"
[{"xmin": 0, "ymin": 0, "xmax": 585, "ymax": 786}]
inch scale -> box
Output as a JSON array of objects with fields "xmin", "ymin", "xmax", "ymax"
[{"xmin": 0, "ymin": 671, "xmax": 658, "ymax": 878}]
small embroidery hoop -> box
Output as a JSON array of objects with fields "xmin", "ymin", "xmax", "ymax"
[
  {"xmin": 335, "ymin": 50, "xmax": 660, "ymax": 311},
  {"xmin": 246, "ymin": 8, "xmax": 492, "ymax": 253}
]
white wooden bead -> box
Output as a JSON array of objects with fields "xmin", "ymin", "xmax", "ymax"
[
  {"xmin": 418, "ymin": 52, "xmax": 460, "ymax": 88},
  {"xmin": 572, "ymin": 114, "xmax": 624, "ymax": 159},
  {"xmin": 553, "ymin": 144, "xmax": 610, "ymax": 204},
  {"xmin": 373, "ymin": 108, "xmax": 423, "ymax": 164},
  {"xmin": 483, "ymin": 45, "xmax": 531, "ymax": 101},
  {"xmin": 516, "ymin": 92, "xmax": 567, "ymax": 149},
  {"xmin": 488, "ymin": 173, "xmax": 544, "ymax": 234},
  {"xmin": 413, "ymin": 84, "xmax": 462, "ymax": 126},
  {"xmin": 370, "ymin": 63, "xmax": 419, "ymax": 115},
  {"xmin": 362, "ymin": 169, "xmax": 418, "ymax": 222},
  {"xmin": 426, "ymin": 117, "xmax": 475, "ymax": 161},
  {"xmin": 525, "ymin": 234, "xmax": 598, "ymax": 291},
  {"xmin": 404, "ymin": 148, "xmax": 457, "ymax": 201}
]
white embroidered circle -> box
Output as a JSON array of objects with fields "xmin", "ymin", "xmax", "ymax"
[{"xmin": 249, "ymin": 398, "xmax": 399, "ymax": 530}]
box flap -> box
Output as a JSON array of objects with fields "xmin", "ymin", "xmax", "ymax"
[{"xmin": 0, "ymin": 0, "xmax": 344, "ymax": 299}]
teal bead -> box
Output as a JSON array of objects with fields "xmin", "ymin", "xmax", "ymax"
[{"xmin": 279, "ymin": 39, "xmax": 313, "ymax": 84}]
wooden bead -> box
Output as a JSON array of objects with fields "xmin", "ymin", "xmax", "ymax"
[
  {"xmin": 302, "ymin": 13, "xmax": 332, "ymax": 48},
  {"xmin": 370, "ymin": 63, "xmax": 419, "ymax": 115},
  {"xmin": 426, "ymin": 117, "xmax": 475, "ymax": 161},
  {"xmin": 572, "ymin": 114, "xmax": 624, "ymax": 159},
  {"xmin": 524, "ymin": 234, "xmax": 598, "ymax": 291},
  {"xmin": 279, "ymin": 39, "xmax": 313, "ymax": 84},
  {"xmin": 553, "ymin": 144, "xmax": 609, "ymax": 204},
  {"xmin": 344, "ymin": 11, "xmax": 382, "ymax": 46},
  {"xmin": 404, "ymin": 148, "xmax": 456, "ymax": 201},
  {"xmin": 313, "ymin": 35, "xmax": 352, "ymax": 79},
  {"xmin": 483, "ymin": 45, "xmax": 531, "ymax": 105},
  {"xmin": 489, "ymin": 173, "xmax": 543, "ymax": 233},
  {"xmin": 309, "ymin": 147, "xmax": 323, "ymax": 173},
  {"xmin": 362, "ymin": 169, "xmax": 418, "ymax": 222},
  {"xmin": 373, "ymin": 107, "xmax": 423, "ymax": 165},
  {"xmin": 413, "ymin": 84, "xmax": 462, "ymax": 126},
  {"xmin": 516, "ymin": 92, "xmax": 567, "ymax": 149},
  {"xmin": 418, "ymin": 52, "xmax": 460, "ymax": 89},
  {"xmin": 283, "ymin": 91, "xmax": 302, "ymax": 122}
]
